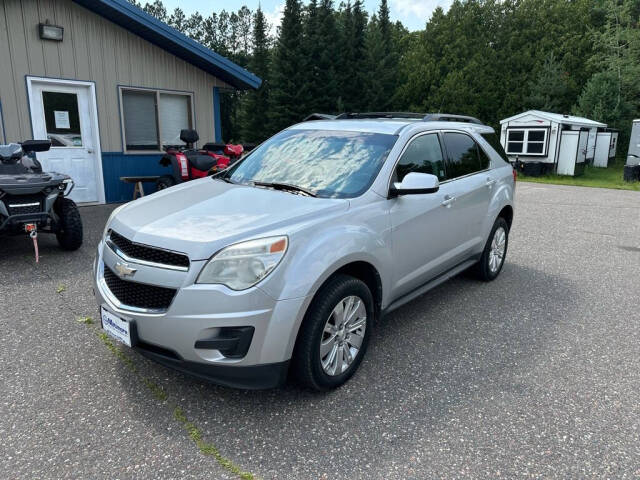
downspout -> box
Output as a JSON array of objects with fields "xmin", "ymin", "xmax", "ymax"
[
  {"xmin": 213, "ymin": 86, "xmax": 222, "ymax": 143},
  {"xmin": 0, "ymin": 99, "xmax": 6, "ymax": 144}
]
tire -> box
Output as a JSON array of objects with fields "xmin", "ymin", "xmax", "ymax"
[
  {"xmin": 474, "ymin": 216, "xmax": 509, "ymax": 281},
  {"xmin": 156, "ymin": 175, "xmax": 176, "ymax": 190},
  {"xmin": 54, "ymin": 197, "xmax": 83, "ymax": 251},
  {"xmin": 292, "ymin": 274, "xmax": 374, "ymax": 391}
]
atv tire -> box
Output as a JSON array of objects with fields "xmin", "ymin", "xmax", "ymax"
[
  {"xmin": 55, "ymin": 197, "xmax": 83, "ymax": 251},
  {"xmin": 156, "ymin": 175, "xmax": 176, "ymax": 190}
]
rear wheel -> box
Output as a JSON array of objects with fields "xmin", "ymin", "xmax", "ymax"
[
  {"xmin": 156, "ymin": 175, "xmax": 176, "ymax": 190},
  {"xmin": 475, "ymin": 216, "xmax": 508, "ymax": 281},
  {"xmin": 54, "ymin": 197, "xmax": 83, "ymax": 251},
  {"xmin": 292, "ymin": 274, "xmax": 373, "ymax": 391}
]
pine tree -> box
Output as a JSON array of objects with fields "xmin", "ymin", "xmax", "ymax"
[
  {"xmin": 241, "ymin": 7, "xmax": 272, "ymax": 142},
  {"xmin": 302, "ymin": 0, "xmax": 339, "ymax": 113},
  {"xmin": 168, "ymin": 8, "xmax": 186, "ymax": 32},
  {"xmin": 339, "ymin": 0, "xmax": 367, "ymax": 112},
  {"xmin": 365, "ymin": 0, "xmax": 398, "ymax": 111},
  {"xmin": 142, "ymin": 0, "xmax": 167, "ymax": 21},
  {"xmin": 526, "ymin": 53, "xmax": 570, "ymax": 112},
  {"xmin": 269, "ymin": 0, "xmax": 307, "ymax": 131}
]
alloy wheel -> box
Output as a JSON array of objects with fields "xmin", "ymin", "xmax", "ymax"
[
  {"xmin": 488, "ymin": 226, "xmax": 506, "ymax": 273},
  {"xmin": 320, "ymin": 295, "xmax": 367, "ymax": 376}
]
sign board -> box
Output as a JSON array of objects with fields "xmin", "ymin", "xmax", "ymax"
[{"xmin": 54, "ymin": 110, "xmax": 70, "ymax": 129}]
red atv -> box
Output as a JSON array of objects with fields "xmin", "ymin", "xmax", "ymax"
[{"xmin": 156, "ymin": 129, "xmax": 245, "ymax": 190}]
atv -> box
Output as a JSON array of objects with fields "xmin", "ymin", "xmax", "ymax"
[
  {"xmin": 156, "ymin": 129, "xmax": 248, "ymax": 190},
  {"xmin": 0, "ymin": 140, "xmax": 83, "ymax": 259}
]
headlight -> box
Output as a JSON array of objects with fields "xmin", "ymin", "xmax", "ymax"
[{"xmin": 197, "ymin": 236, "xmax": 288, "ymax": 290}]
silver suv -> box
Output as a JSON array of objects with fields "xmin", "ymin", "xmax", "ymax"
[{"xmin": 94, "ymin": 113, "xmax": 515, "ymax": 390}]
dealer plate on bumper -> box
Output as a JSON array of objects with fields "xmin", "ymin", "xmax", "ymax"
[{"xmin": 101, "ymin": 307, "xmax": 132, "ymax": 347}]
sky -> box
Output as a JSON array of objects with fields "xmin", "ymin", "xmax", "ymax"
[{"xmin": 159, "ymin": 0, "xmax": 455, "ymax": 33}]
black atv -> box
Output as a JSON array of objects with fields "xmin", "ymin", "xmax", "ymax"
[{"xmin": 0, "ymin": 140, "xmax": 83, "ymax": 254}]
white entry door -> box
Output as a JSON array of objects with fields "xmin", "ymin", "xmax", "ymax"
[{"xmin": 27, "ymin": 77, "xmax": 104, "ymax": 203}]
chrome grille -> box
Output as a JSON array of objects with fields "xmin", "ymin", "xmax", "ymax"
[{"xmin": 108, "ymin": 230, "xmax": 190, "ymax": 270}]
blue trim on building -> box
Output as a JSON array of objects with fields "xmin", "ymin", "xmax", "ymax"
[
  {"xmin": 102, "ymin": 152, "xmax": 168, "ymax": 202},
  {"xmin": 213, "ymin": 87, "xmax": 222, "ymax": 142},
  {"xmin": 0, "ymin": 99, "xmax": 6, "ymax": 144},
  {"xmin": 72, "ymin": 0, "xmax": 261, "ymax": 90}
]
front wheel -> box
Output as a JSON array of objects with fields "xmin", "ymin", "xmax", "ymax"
[
  {"xmin": 475, "ymin": 216, "xmax": 509, "ymax": 281},
  {"xmin": 54, "ymin": 197, "xmax": 83, "ymax": 251},
  {"xmin": 292, "ymin": 274, "xmax": 374, "ymax": 391}
]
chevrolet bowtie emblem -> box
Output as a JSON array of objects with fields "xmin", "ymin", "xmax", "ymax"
[{"xmin": 114, "ymin": 261, "xmax": 137, "ymax": 277}]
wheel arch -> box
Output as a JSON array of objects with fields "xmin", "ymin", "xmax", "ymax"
[
  {"xmin": 285, "ymin": 259, "xmax": 384, "ymax": 361},
  {"xmin": 498, "ymin": 204, "xmax": 513, "ymax": 230}
]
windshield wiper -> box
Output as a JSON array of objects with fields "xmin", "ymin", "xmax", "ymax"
[{"xmin": 252, "ymin": 181, "xmax": 317, "ymax": 197}]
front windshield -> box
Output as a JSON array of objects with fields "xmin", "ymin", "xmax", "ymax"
[{"xmin": 226, "ymin": 129, "xmax": 397, "ymax": 198}]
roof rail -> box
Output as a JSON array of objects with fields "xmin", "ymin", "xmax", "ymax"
[
  {"xmin": 335, "ymin": 112, "xmax": 426, "ymax": 120},
  {"xmin": 302, "ymin": 113, "xmax": 337, "ymax": 121},
  {"xmin": 423, "ymin": 113, "xmax": 484, "ymax": 125}
]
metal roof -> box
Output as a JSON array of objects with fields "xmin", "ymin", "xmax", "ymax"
[
  {"xmin": 72, "ymin": 0, "xmax": 261, "ymax": 90},
  {"xmin": 500, "ymin": 110, "xmax": 606, "ymax": 128}
]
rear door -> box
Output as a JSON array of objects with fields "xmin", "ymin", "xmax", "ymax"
[{"xmin": 440, "ymin": 131, "xmax": 493, "ymax": 256}]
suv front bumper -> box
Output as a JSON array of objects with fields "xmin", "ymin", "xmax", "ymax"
[{"xmin": 93, "ymin": 241, "xmax": 310, "ymax": 389}]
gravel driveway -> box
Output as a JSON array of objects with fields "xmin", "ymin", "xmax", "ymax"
[{"xmin": 1, "ymin": 182, "xmax": 639, "ymax": 479}]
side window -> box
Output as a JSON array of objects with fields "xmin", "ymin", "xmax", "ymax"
[
  {"xmin": 481, "ymin": 132, "xmax": 508, "ymax": 162},
  {"xmin": 478, "ymin": 145, "xmax": 491, "ymax": 170},
  {"xmin": 395, "ymin": 134, "xmax": 446, "ymax": 183},
  {"xmin": 442, "ymin": 132, "xmax": 483, "ymax": 179}
]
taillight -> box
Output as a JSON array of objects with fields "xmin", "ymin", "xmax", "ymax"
[
  {"xmin": 176, "ymin": 153, "xmax": 189, "ymax": 180},
  {"xmin": 512, "ymin": 166, "xmax": 517, "ymax": 184}
]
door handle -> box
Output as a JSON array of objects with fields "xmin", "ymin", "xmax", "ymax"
[
  {"xmin": 441, "ymin": 195, "xmax": 455, "ymax": 207},
  {"xmin": 486, "ymin": 177, "xmax": 496, "ymax": 188},
  {"xmin": 87, "ymin": 149, "xmax": 94, "ymax": 154}
]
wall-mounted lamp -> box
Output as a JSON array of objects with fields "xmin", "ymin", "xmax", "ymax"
[{"xmin": 39, "ymin": 23, "xmax": 64, "ymax": 41}]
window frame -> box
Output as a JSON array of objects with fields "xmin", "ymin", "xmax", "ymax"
[
  {"xmin": 118, "ymin": 86, "xmax": 195, "ymax": 154},
  {"xmin": 439, "ymin": 130, "xmax": 491, "ymax": 182},
  {"xmin": 505, "ymin": 127, "xmax": 549, "ymax": 156},
  {"xmin": 392, "ymin": 132, "xmax": 447, "ymax": 184}
]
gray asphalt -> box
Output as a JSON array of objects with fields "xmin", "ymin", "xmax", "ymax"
[{"xmin": 1, "ymin": 182, "xmax": 639, "ymax": 479}]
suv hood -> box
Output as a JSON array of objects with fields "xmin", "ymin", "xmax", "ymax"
[{"xmin": 108, "ymin": 178, "xmax": 348, "ymax": 260}]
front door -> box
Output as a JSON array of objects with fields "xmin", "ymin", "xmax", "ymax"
[
  {"xmin": 27, "ymin": 78, "xmax": 103, "ymax": 203},
  {"xmin": 389, "ymin": 133, "xmax": 465, "ymax": 299}
]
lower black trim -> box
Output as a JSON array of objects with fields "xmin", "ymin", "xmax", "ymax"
[{"xmin": 134, "ymin": 346, "xmax": 290, "ymax": 390}]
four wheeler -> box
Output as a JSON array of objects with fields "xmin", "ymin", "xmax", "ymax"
[
  {"xmin": 0, "ymin": 140, "xmax": 83, "ymax": 260},
  {"xmin": 156, "ymin": 129, "xmax": 247, "ymax": 190}
]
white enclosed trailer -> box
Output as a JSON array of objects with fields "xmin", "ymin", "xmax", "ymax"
[
  {"xmin": 627, "ymin": 119, "xmax": 640, "ymax": 166},
  {"xmin": 500, "ymin": 110, "xmax": 607, "ymax": 176}
]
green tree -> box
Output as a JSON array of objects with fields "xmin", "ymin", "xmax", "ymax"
[
  {"xmin": 269, "ymin": 0, "xmax": 307, "ymax": 130},
  {"xmin": 142, "ymin": 0, "xmax": 167, "ymax": 21},
  {"xmin": 526, "ymin": 52, "xmax": 570, "ymax": 112},
  {"xmin": 365, "ymin": 0, "xmax": 398, "ymax": 110},
  {"xmin": 241, "ymin": 7, "xmax": 272, "ymax": 142}
]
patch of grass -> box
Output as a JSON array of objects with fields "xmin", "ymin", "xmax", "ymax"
[
  {"xmin": 56, "ymin": 284, "xmax": 66, "ymax": 294},
  {"xmin": 81, "ymin": 322, "xmax": 253, "ymax": 479},
  {"xmin": 519, "ymin": 162, "xmax": 640, "ymax": 191},
  {"xmin": 77, "ymin": 316, "xmax": 94, "ymax": 325},
  {"xmin": 174, "ymin": 407, "xmax": 254, "ymax": 480}
]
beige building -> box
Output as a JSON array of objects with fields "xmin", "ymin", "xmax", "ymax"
[{"xmin": 0, "ymin": 0, "xmax": 260, "ymax": 202}]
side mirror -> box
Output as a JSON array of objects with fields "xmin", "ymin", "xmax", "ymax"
[{"xmin": 390, "ymin": 172, "xmax": 439, "ymax": 197}]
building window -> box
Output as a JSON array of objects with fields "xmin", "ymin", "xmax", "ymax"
[
  {"xmin": 506, "ymin": 128, "xmax": 547, "ymax": 156},
  {"xmin": 120, "ymin": 87, "xmax": 193, "ymax": 152}
]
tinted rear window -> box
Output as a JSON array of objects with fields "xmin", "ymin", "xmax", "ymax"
[
  {"xmin": 442, "ymin": 132, "xmax": 482, "ymax": 179},
  {"xmin": 481, "ymin": 132, "xmax": 509, "ymax": 161}
]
